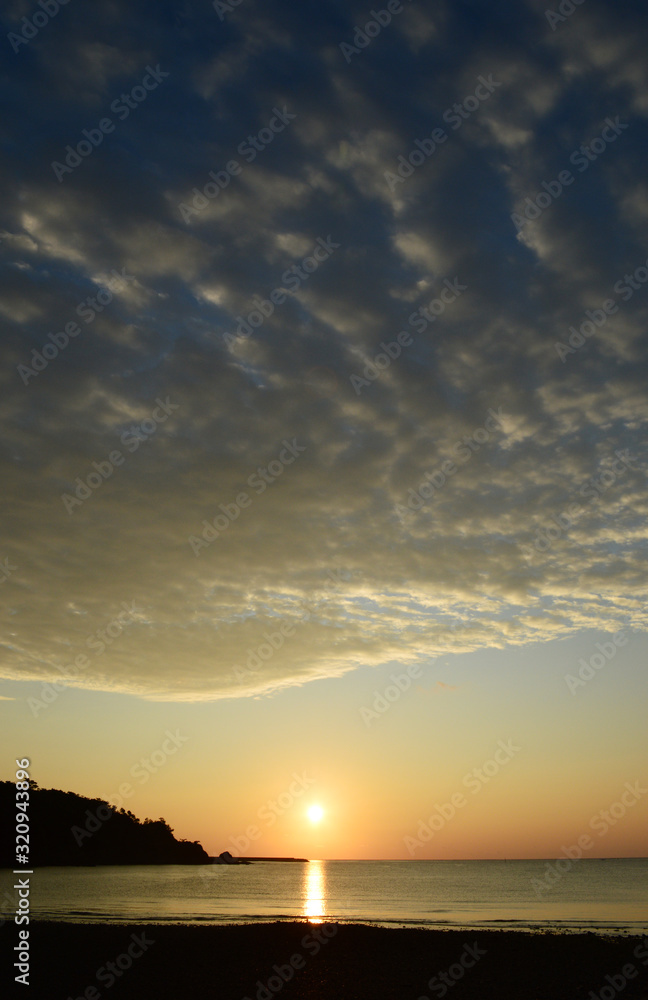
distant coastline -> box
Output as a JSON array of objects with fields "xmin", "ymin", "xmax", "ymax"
[
  {"xmin": 210, "ymin": 851, "xmax": 308, "ymax": 864},
  {"xmin": 244, "ymin": 856, "xmax": 309, "ymax": 862}
]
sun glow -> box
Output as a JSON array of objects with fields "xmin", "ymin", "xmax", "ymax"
[
  {"xmin": 303, "ymin": 859, "xmax": 326, "ymax": 923},
  {"xmin": 307, "ymin": 804, "xmax": 325, "ymax": 823}
]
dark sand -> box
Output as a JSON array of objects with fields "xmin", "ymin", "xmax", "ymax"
[{"xmin": 10, "ymin": 921, "xmax": 648, "ymax": 1000}]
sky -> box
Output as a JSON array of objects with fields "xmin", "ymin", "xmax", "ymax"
[{"xmin": 1, "ymin": 0, "xmax": 647, "ymax": 861}]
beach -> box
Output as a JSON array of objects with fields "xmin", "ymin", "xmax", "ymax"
[{"xmin": 19, "ymin": 921, "xmax": 648, "ymax": 1000}]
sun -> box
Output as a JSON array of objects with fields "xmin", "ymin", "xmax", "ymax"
[{"xmin": 307, "ymin": 804, "xmax": 325, "ymax": 824}]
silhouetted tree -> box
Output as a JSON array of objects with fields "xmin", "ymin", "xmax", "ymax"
[{"xmin": 0, "ymin": 780, "xmax": 209, "ymax": 867}]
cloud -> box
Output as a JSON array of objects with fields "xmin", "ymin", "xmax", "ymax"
[{"xmin": 1, "ymin": 0, "xmax": 647, "ymax": 701}]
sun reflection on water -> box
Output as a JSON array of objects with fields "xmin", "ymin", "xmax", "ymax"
[{"xmin": 303, "ymin": 859, "xmax": 326, "ymax": 923}]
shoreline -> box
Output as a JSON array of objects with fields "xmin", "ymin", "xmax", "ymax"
[
  {"xmin": 28, "ymin": 915, "xmax": 648, "ymax": 936},
  {"xmin": 13, "ymin": 920, "xmax": 648, "ymax": 999}
]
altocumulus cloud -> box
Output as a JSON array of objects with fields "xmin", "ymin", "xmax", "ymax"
[{"xmin": 0, "ymin": 0, "xmax": 647, "ymax": 701}]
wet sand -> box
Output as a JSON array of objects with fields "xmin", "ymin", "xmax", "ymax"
[{"xmin": 15, "ymin": 920, "xmax": 648, "ymax": 999}]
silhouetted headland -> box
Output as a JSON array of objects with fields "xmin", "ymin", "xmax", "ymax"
[{"xmin": 0, "ymin": 780, "xmax": 209, "ymax": 866}]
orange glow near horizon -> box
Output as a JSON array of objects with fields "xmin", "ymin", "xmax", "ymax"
[{"xmin": 3, "ymin": 632, "xmax": 647, "ymax": 862}]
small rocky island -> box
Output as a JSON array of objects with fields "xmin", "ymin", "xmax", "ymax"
[
  {"xmin": 211, "ymin": 850, "xmax": 252, "ymax": 865},
  {"xmin": 210, "ymin": 852, "xmax": 308, "ymax": 864}
]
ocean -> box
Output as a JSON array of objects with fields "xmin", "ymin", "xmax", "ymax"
[{"xmin": 3, "ymin": 858, "xmax": 647, "ymax": 933}]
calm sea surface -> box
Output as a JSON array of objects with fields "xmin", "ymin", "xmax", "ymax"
[{"xmin": 3, "ymin": 859, "xmax": 647, "ymax": 933}]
